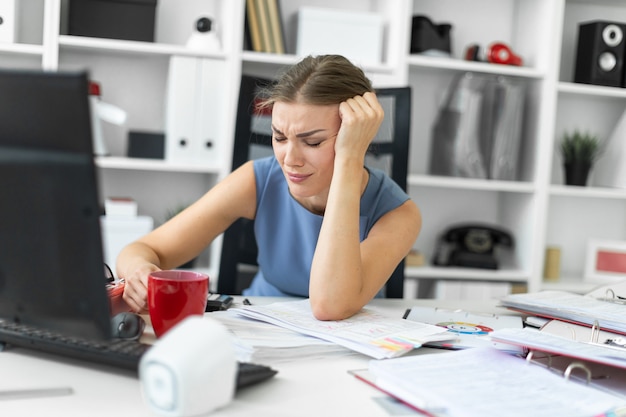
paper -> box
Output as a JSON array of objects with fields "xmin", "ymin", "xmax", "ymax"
[
  {"xmin": 210, "ymin": 310, "xmax": 354, "ymax": 363},
  {"xmin": 403, "ymin": 306, "xmax": 524, "ymax": 353},
  {"xmin": 231, "ymin": 299, "xmax": 451, "ymax": 359},
  {"xmin": 366, "ymin": 347, "xmax": 626, "ymax": 417},
  {"xmin": 500, "ymin": 290, "xmax": 626, "ymax": 333}
]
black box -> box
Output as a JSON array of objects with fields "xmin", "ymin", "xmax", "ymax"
[
  {"xmin": 127, "ymin": 131, "xmax": 165, "ymax": 159},
  {"xmin": 68, "ymin": 0, "xmax": 157, "ymax": 42}
]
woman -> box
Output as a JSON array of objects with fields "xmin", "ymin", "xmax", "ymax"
[{"xmin": 117, "ymin": 55, "xmax": 421, "ymax": 320}]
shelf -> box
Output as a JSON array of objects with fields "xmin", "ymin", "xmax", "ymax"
[
  {"xmin": 408, "ymin": 174, "xmax": 535, "ymax": 193},
  {"xmin": 405, "ymin": 265, "xmax": 528, "ymax": 283},
  {"xmin": 59, "ymin": 35, "xmax": 228, "ymax": 59},
  {"xmin": 558, "ymin": 82, "xmax": 626, "ymax": 99},
  {"xmin": 95, "ymin": 156, "xmax": 221, "ymax": 174},
  {"xmin": 549, "ymin": 184, "xmax": 626, "ymax": 200},
  {"xmin": 0, "ymin": 43, "xmax": 44, "ymax": 56},
  {"xmin": 242, "ymin": 50, "xmax": 398, "ymax": 75},
  {"xmin": 539, "ymin": 275, "xmax": 599, "ymax": 294},
  {"xmin": 407, "ymin": 54, "xmax": 545, "ymax": 79}
]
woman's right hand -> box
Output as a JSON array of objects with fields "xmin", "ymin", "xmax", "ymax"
[{"xmin": 121, "ymin": 262, "xmax": 161, "ymax": 313}]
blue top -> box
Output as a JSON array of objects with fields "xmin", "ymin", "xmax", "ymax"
[{"xmin": 242, "ymin": 156, "xmax": 410, "ymax": 298}]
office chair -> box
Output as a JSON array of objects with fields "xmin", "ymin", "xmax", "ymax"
[{"xmin": 217, "ymin": 75, "xmax": 411, "ymax": 298}]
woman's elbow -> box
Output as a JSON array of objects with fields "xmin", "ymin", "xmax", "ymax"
[{"xmin": 309, "ymin": 297, "xmax": 359, "ymax": 321}]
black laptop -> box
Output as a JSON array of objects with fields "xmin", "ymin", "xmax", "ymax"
[{"xmin": 0, "ymin": 68, "xmax": 276, "ymax": 388}]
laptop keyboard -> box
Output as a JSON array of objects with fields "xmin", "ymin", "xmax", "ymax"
[{"xmin": 0, "ymin": 321, "xmax": 277, "ymax": 390}]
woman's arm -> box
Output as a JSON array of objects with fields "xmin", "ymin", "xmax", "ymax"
[
  {"xmin": 117, "ymin": 161, "xmax": 257, "ymax": 312},
  {"xmin": 309, "ymin": 92, "xmax": 421, "ymax": 320}
]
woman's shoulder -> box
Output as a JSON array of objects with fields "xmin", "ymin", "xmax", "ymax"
[
  {"xmin": 366, "ymin": 167, "xmax": 404, "ymax": 194},
  {"xmin": 253, "ymin": 156, "xmax": 279, "ymax": 175}
]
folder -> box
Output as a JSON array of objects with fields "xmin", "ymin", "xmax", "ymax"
[
  {"xmin": 490, "ymin": 326, "xmax": 626, "ymax": 398},
  {"xmin": 165, "ymin": 56, "xmax": 226, "ymax": 165},
  {"xmin": 353, "ymin": 347, "xmax": 626, "ymax": 417},
  {"xmin": 500, "ymin": 287, "xmax": 626, "ymax": 334}
]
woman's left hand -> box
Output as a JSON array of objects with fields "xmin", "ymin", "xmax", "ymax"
[{"xmin": 334, "ymin": 92, "xmax": 384, "ymax": 161}]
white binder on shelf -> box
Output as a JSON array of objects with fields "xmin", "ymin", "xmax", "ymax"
[
  {"xmin": 165, "ymin": 56, "xmax": 225, "ymax": 166},
  {"xmin": 0, "ymin": 0, "xmax": 16, "ymax": 44}
]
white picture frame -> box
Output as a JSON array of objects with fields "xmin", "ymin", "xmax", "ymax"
[{"xmin": 584, "ymin": 239, "xmax": 626, "ymax": 283}]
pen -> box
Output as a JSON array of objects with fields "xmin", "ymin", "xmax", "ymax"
[
  {"xmin": 243, "ymin": 298, "xmax": 253, "ymax": 306},
  {"xmin": 0, "ymin": 387, "xmax": 73, "ymax": 400}
]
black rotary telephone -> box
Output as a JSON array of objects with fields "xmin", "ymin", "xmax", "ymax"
[{"xmin": 432, "ymin": 223, "xmax": 514, "ymax": 270}]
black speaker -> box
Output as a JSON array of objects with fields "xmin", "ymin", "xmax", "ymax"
[{"xmin": 574, "ymin": 21, "xmax": 626, "ymax": 87}]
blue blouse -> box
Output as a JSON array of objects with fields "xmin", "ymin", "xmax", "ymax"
[{"xmin": 242, "ymin": 156, "xmax": 410, "ymax": 297}]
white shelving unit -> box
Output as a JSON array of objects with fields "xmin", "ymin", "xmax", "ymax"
[{"xmin": 6, "ymin": 0, "xmax": 626, "ymax": 297}]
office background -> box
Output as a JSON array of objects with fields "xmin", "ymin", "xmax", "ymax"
[{"xmin": 5, "ymin": 0, "xmax": 626, "ymax": 300}]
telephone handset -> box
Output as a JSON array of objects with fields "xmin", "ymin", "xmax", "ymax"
[{"xmin": 432, "ymin": 223, "xmax": 514, "ymax": 269}]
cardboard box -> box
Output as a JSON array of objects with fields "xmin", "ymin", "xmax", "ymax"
[
  {"xmin": 296, "ymin": 7, "xmax": 384, "ymax": 66},
  {"xmin": 68, "ymin": 0, "xmax": 157, "ymax": 42}
]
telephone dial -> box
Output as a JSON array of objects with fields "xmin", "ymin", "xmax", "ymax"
[{"xmin": 432, "ymin": 223, "xmax": 514, "ymax": 270}]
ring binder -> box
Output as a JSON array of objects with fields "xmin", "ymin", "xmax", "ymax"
[
  {"xmin": 500, "ymin": 290, "xmax": 626, "ymax": 334},
  {"xmin": 564, "ymin": 362, "xmax": 592, "ymax": 384}
]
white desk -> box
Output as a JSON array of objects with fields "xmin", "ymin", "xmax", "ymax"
[{"xmin": 0, "ymin": 298, "xmax": 516, "ymax": 417}]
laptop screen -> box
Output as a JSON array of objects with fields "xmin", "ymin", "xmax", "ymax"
[{"xmin": 0, "ymin": 69, "xmax": 112, "ymax": 340}]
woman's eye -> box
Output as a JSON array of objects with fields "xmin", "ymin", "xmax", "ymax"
[
  {"xmin": 273, "ymin": 136, "xmax": 287, "ymax": 143},
  {"xmin": 306, "ymin": 142, "xmax": 322, "ymax": 148}
]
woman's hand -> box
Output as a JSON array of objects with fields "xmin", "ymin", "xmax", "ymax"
[
  {"xmin": 334, "ymin": 92, "xmax": 384, "ymax": 161},
  {"xmin": 121, "ymin": 261, "xmax": 161, "ymax": 313}
]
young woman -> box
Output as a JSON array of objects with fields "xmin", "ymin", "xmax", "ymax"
[{"xmin": 116, "ymin": 55, "xmax": 421, "ymax": 320}]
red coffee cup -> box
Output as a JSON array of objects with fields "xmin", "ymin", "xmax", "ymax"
[{"xmin": 148, "ymin": 270, "xmax": 209, "ymax": 338}]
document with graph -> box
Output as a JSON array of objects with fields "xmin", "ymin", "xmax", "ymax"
[{"xmin": 232, "ymin": 299, "xmax": 451, "ymax": 359}]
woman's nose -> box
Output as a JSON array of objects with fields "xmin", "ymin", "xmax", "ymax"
[{"xmin": 283, "ymin": 141, "xmax": 303, "ymax": 166}]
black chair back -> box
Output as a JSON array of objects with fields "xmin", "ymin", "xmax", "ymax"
[{"xmin": 217, "ymin": 75, "xmax": 412, "ymax": 298}]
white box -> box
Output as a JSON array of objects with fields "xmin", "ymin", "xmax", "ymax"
[
  {"xmin": 105, "ymin": 197, "xmax": 138, "ymax": 218},
  {"xmin": 100, "ymin": 215, "xmax": 154, "ymax": 268},
  {"xmin": 296, "ymin": 7, "xmax": 384, "ymax": 66}
]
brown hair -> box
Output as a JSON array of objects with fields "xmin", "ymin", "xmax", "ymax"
[{"xmin": 256, "ymin": 55, "xmax": 373, "ymax": 110}]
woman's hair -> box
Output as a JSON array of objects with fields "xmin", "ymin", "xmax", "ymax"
[{"xmin": 256, "ymin": 55, "xmax": 373, "ymax": 110}]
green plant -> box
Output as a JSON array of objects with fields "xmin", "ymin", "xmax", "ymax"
[
  {"xmin": 164, "ymin": 202, "xmax": 191, "ymax": 223},
  {"xmin": 559, "ymin": 129, "xmax": 602, "ymax": 165}
]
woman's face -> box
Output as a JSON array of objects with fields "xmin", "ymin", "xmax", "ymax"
[{"xmin": 271, "ymin": 101, "xmax": 340, "ymax": 202}]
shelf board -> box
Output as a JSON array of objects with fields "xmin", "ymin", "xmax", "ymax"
[
  {"xmin": 407, "ymin": 54, "xmax": 545, "ymax": 79},
  {"xmin": 242, "ymin": 50, "xmax": 397, "ymax": 75},
  {"xmin": 550, "ymin": 184, "xmax": 626, "ymax": 200},
  {"xmin": 95, "ymin": 156, "xmax": 221, "ymax": 174},
  {"xmin": 540, "ymin": 275, "xmax": 598, "ymax": 294},
  {"xmin": 405, "ymin": 266, "xmax": 528, "ymax": 283},
  {"xmin": 0, "ymin": 42, "xmax": 44, "ymax": 56},
  {"xmin": 59, "ymin": 35, "xmax": 227, "ymax": 59},
  {"xmin": 558, "ymin": 81, "xmax": 626, "ymax": 99},
  {"xmin": 408, "ymin": 174, "xmax": 535, "ymax": 193}
]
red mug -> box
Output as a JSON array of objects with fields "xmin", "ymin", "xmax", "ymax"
[{"xmin": 148, "ymin": 270, "xmax": 209, "ymax": 338}]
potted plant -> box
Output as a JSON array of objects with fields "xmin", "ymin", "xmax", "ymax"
[{"xmin": 559, "ymin": 129, "xmax": 602, "ymax": 186}]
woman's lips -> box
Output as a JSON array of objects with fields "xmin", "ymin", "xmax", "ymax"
[{"xmin": 287, "ymin": 172, "xmax": 311, "ymax": 183}]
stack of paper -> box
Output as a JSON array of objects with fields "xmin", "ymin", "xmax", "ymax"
[
  {"xmin": 363, "ymin": 347, "xmax": 626, "ymax": 417},
  {"xmin": 210, "ymin": 310, "xmax": 354, "ymax": 364},
  {"xmin": 231, "ymin": 299, "xmax": 451, "ymax": 359}
]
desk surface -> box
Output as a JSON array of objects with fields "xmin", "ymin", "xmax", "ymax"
[{"xmin": 0, "ymin": 298, "xmax": 515, "ymax": 417}]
